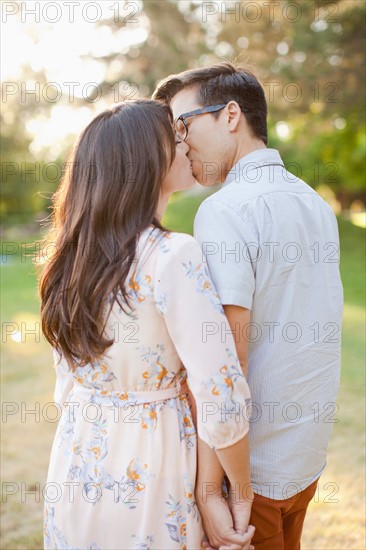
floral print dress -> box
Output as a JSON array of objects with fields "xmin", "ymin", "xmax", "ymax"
[{"xmin": 44, "ymin": 227, "xmax": 251, "ymax": 550}]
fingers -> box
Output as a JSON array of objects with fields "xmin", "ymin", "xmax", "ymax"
[
  {"xmin": 202, "ymin": 535, "xmax": 245, "ymax": 550},
  {"xmin": 206, "ymin": 525, "xmax": 255, "ymax": 550},
  {"xmin": 219, "ymin": 545, "xmax": 245, "ymax": 550},
  {"xmin": 219, "ymin": 543, "xmax": 254, "ymax": 550},
  {"xmin": 238, "ymin": 525, "xmax": 255, "ymax": 550},
  {"xmin": 229, "ymin": 525, "xmax": 255, "ymax": 545},
  {"xmin": 245, "ymin": 525, "xmax": 256, "ymax": 540},
  {"xmin": 219, "ymin": 544, "xmax": 254, "ymax": 550},
  {"xmin": 205, "ymin": 531, "xmax": 252, "ymax": 550},
  {"xmin": 236, "ymin": 524, "xmax": 255, "ymax": 547}
]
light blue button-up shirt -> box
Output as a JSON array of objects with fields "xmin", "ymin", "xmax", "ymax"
[{"xmin": 194, "ymin": 148, "xmax": 343, "ymax": 499}]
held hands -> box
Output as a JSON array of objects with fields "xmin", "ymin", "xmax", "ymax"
[{"xmin": 197, "ymin": 485, "xmax": 255, "ymax": 550}]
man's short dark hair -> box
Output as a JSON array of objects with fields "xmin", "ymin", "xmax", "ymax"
[{"xmin": 152, "ymin": 62, "xmax": 268, "ymax": 145}]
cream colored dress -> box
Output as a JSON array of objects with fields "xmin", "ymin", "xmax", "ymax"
[{"xmin": 44, "ymin": 227, "xmax": 251, "ymax": 550}]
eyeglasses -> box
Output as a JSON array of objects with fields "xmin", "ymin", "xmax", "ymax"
[{"xmin": 173, "ymin": 104, "xmax": 227, "ymax": 141}]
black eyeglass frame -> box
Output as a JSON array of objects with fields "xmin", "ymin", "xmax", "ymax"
[{"xmin": 174, "ymin": 104, "xmax": 228, "ymax": 141}]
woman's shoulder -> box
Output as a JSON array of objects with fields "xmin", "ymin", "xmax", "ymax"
[
  {"xmin": 140, "ymin": 229, "xmax": 202, "ymax": 271},
  {"xmin": 155, "ymin": 230, "xmax": 200, "ymax": 255}
]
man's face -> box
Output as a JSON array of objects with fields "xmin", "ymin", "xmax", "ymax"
[{"xmin": 170, "ymin": 87, "xmax": 229, "ymax": 186}]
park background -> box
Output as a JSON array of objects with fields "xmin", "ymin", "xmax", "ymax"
[{"xmin": 1, "ymin": 0, "xmax": 365, "ymax": 548}]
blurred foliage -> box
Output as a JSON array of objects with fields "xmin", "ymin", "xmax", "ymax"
[
  {"xmin": 1, "ymin": 65, "xmax": 65, "ymax": 226},
  {"xmin": 1, "ymin": 0, "xmax": 365, "ymax": 226}
]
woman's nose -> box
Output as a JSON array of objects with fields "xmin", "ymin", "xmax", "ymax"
[{"xmin": 180, "ymin": 140, "xmax": 190, "ymax": 153}]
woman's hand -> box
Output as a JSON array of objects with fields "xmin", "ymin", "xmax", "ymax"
[{"xmin": 197, "ymin": 490, "xmax": 255, "ymax": 550}]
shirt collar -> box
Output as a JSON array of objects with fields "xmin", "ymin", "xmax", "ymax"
[{"xmin": 223, "ymin": 148, "xmax": 284, "ymax": 187}]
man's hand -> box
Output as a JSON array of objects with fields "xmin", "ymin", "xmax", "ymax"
[
  {"xmin": 226, "ymin": 477, "xmax": 254, "ymax": 537},
  {"xmin": 197, "ymin": 490, "xmax": 255, "ymax": 550}
]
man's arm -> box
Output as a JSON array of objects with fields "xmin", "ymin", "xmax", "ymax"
[{"xmin": 223, "ymin": 305, "xmax": 251, "ymax": 377}]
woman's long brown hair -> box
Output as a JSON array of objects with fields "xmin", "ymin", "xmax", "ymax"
[{"xmin": 38, "ymin": 100, "xmax": 176, "ymax": 371}]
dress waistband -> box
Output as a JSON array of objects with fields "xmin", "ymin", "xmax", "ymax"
[{"xmin": 70, "ymin": 378, "xmax": 189, "ymax": 406}]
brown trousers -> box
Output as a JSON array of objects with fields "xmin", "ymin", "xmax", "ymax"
[{"xmin": 250, "ymin": 479, "xmax": 319, "ymax": 550}]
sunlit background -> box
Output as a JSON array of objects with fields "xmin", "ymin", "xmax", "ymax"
[
  {"xmin": 1, "ymin": 0, "xmax": 365, "ymax": 228},
  {"xmin": 1, "ymin": 1, "xmax": 365, "ymax": 549},
  {"xmin": 2, "ymin": 1, "xmax": 148, "ymax": 159}
]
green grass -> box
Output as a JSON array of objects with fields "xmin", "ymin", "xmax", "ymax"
[
  {"xmin": 337, "ymin": 217, "xmax": 365, "ymax": 307},
  {"xmin": 163, "ymin": 186, "xmax": 219, "ymax": 234},
  {"xmin": 1, "ymin": 192, "xmax": 365, "ymax": 549}
]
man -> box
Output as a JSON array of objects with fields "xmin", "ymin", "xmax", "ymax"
[{"xmin": 153, "ymin": 63, "xmax": 343, "ymax": 550}]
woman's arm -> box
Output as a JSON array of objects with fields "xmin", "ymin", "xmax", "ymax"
[
  {"xmin": 155, "ymin": 235, "xmax": 254, "ymax": 548},
  {"xmin": 188, "ymin": 386, "xmax": 228, "ymax": 500}
]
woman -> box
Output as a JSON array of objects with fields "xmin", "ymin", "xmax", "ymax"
[{"xmin": 39, "ymin": 100, "xmax": 254, "ymax": 550}]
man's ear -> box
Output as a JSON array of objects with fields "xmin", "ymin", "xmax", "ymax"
[{"xmin": 226, "ymin": 101, "xmax": 242, "ymax": 132}]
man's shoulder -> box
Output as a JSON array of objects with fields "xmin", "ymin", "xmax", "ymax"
[
  {"xmin": 195, "ymin": 190, "xmax": 239, "ymax": 223},
  {"xmin": 194, "ymin": 190, "xmax": 255, "ymax": 241},
  {"xmin": 197, "ymin": 180, "xmax": 254, "ymax": 211},
  {"xmin": 198, "ymin": 188, "xmax": 231, "ymax": 209},
  {"xmin": 195, "ymin": 182, "xmax": 261, "ymax": 224},
  {"xmin": 201, "ymin": 168, "xmax": 323, "ymax": 208}
]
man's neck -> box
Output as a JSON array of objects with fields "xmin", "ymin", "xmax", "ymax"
[
  {"xmin": 217, "ymin": 141, "xmax": 267, "ymax": 185},
  {"xmin": 230, "ymin": 140, "xmax": 267, "ymax": 173}
]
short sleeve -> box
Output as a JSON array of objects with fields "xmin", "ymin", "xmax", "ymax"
[
  {"xmin": 194, "ymin": 199, "xmax": 255, "ymax": 310},
  {"xmin": 53, "ymin": 349, "xmax": 74, "ymax": 407},
  {"xmin": 154, "ymin": 234, "xmax": 251, "ymax": 450}
]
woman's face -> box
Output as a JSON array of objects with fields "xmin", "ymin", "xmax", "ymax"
[{"xmin": 161, "ymin": 139, "xmax": 196, "ymax": 196}]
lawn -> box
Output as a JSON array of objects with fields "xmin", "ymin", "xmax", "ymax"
[{"xmin": 1, "ymin": 191, "xmax": 365, "ymax": 549}]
